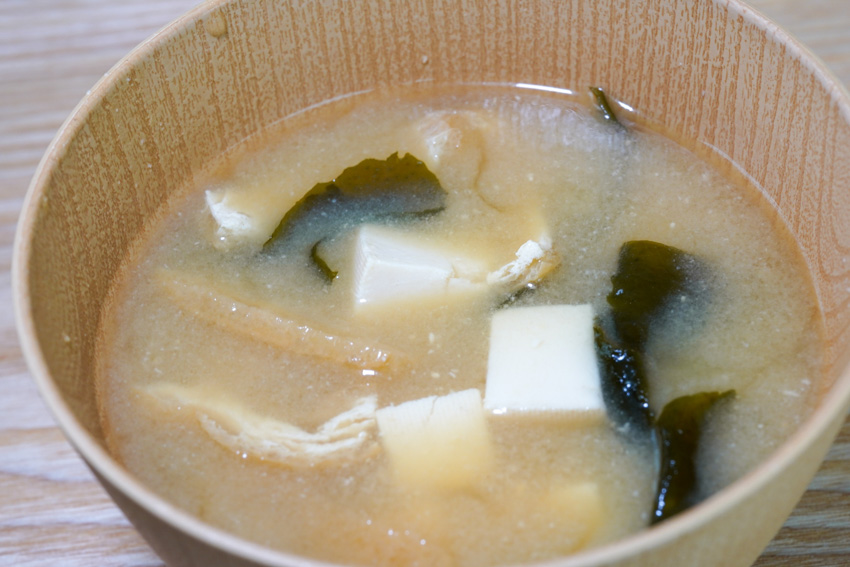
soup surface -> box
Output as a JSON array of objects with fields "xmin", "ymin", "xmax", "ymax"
[{"xmin": 96, "ymin": 85, "xmax": 825, "ymax": 566}]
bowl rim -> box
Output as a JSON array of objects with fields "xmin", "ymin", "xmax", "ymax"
[{"xmin": 12, "ymin": 0, "xmax": 850, "ymax": 565}]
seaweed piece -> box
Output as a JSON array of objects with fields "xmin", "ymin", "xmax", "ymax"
[
  {"xmin": 599, "ymin": 240, "xmax": 721, "ymax": 524},
  {"xmin": 608, "ymin": 240, "xmax": 709, "ymax": 350},
  {"xmin": 589, "ymin": 87, "xmax": 621, "ymax": 126},
  {"xmin": 651, "ymin": 390, "xmax": 735, "ymax": 524},
  {"xmin": 310, "ymin": 241, "xmax": 338, "ymax": 283},
  {"xmin": 496, "ymin": 283, "xmax": 538, "ymax": 309},
  {"xmin": 597, "ymin": 241, "xmax": 709, "ymax": 434},
  {"xmin": 264, "ymin": 152, "xmax": 447, "ymax": 269},
  {"xmin": 594, "ymin": 325, "xmax": 654, "ymax": 436}
]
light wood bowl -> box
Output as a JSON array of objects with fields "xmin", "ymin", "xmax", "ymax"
[{"xmin": 13, "ymin": 0, "xmax": 850, "ymax": 566}]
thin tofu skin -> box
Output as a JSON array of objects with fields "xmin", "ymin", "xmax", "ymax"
[{"xmin": 95, "ymin": 84, "xmax": 825, "ymax": 567}]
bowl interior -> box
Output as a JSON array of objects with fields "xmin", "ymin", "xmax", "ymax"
[{"xmin": 14, "ymin": 0, "xmax": 850, "ymax": 566}]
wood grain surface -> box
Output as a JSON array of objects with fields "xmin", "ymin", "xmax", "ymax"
[{"xmin": 2, "ymin": 1, "xmax": 849, "ymax": 566}]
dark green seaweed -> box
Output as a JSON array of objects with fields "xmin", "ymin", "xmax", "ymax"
[
  {"xmin": 597, "ymin": 240, "xmax": 710, "ymax": 435},
  {"xmin": 608, "ymin": 240, "xmax": 709, "ymax": 350},
  {"xmin": 264, "ymin": 153, "xmax": 447, "ymax": 271},
  {"xmin": 496, "ymin": 283, "xmax": 539, "ymax": 309},
  {"xmin": 595, "ymin": 240, "xmax": 723, "ymax": 524},
  {"xmin": 594, "ymin": 325, "xmax": 654, "ymax": 437},
  {"xmin": 310, "ymin": 241, "xmax": 338, "ymax": 283},
  {"xmin": 589, "ymin": 87, "xmax": 621, "ymax": 126},
  {"xmin": 652, "ymin": 390, "xmax": 735, "ymax": 524}
]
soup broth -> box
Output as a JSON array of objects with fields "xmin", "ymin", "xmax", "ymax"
[{"xmin": 96, "ymin": 85, "xmax": 824, "ymax": 566}]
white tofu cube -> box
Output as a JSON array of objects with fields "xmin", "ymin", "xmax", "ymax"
[
  {"xmin": 548, "ymin": 482, "xmax": 604, "ymax": 544},
  {"xmin": 484, "ymin": 304, "xmax": 605, "ymax": 415},
  {"xmin": 375, "ymin": 388, "xmax": 493, "ymax": 490},
  {"xmin": 353, "ymin": 225, "xmax": 485, "ymax": 309},
  {"xmin": 503, "ymin": 481, "xmax": 604, "ymax": 551}
]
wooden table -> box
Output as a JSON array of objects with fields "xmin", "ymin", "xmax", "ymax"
[{"xmin": 1, "ymin": 1, "xmax": 848, "ymax": 565}]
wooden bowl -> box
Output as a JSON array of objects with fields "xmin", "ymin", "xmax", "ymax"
[{"xmin": 14, "ymin": 0, "xmax": 850, "ymax": 565}]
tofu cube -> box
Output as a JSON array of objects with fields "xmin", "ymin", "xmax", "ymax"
[
  {"xmin": 549, "ymin": 482, "xmax": 604, "ymax": 543},
  {"xmin": 375, "ymin": 388, "xmax": 493, "ymax": 490},
  {"xmin": 539, "ymin": 482, "xmax": 604, "ymax": 550},
  {"xmin": 484, "ymin": 304, "xmax": 605, "ymax": 415},
  {"xmin": 505, "ymin": 480, "xmax": 604, "ymax": 552},
  {"xmin": 353, "ymin": 225, "xmax": 485, "ymax": 309}
]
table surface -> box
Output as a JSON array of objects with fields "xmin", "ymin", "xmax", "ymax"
[{"xmin": 2, "ymin": 1, "xmax": 850, "ymax": 566}]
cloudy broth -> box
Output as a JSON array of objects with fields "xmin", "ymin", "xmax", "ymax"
[{"xmin": 96, "ymin": 85, "xmax": 824, "ymax": 566}]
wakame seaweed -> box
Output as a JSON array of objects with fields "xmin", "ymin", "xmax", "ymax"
[
  {"xmin": 589, "ymin": 87, "xmax": 621, "ymax": 126},
  {"xmin": 264, "ymin": 153, "xmax": 447, "ymax": 272},
  {"xmin": 652, "ymin": 390, "xmax": 735, "ymax": 524},
  {"xmin": 608, "ymin": 240, "xmax": 709, "ymax": 350},
  {"xmin": 310, "ymin": 241, "xmax": 338, "ymax": 283},
  {"xmin": 594, "ymin": 240, "xmax": 726, "ymax": 524},
  {"xmin": 496, "ymin": 283, "xmax": 539, "ymax": 309},
  {"xmin": 596, "ymin": 240, "xmax": 710, "ymax": 433},
  {"xmin": 594, "ymin": 325, "xmax": 654, "ymax": 437}
]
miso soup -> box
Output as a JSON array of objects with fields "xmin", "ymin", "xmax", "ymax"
[{"xmin": 95, "ymin": 85, "xmax": 824, "ymax": 566}]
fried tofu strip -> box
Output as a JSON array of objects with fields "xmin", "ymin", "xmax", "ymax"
[
  {"xmin": 156, "ymin": 270, "xmax": 404, "ymax": 371},
  {"xmin": 487, "ymin": 236, "xmax": 559, "ymax": 291},
  {"xmin": 146, "ymin": 382, "xmax": 379, "ymax": 467}
]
